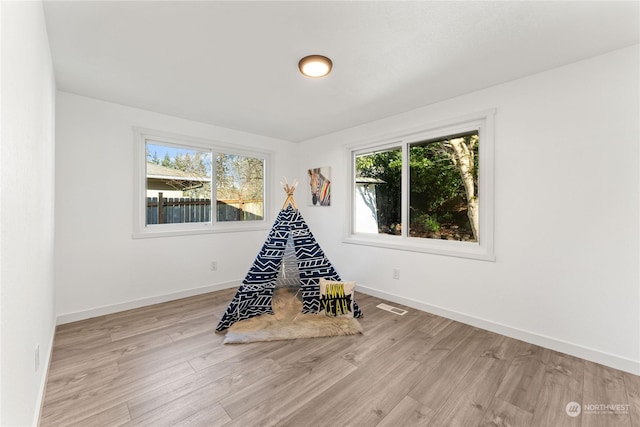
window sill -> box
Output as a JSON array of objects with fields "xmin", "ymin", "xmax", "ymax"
[
  {"xmin": 133, "ymin": 222, "xmax": 270, "ymax": 239},
  {"xmin": 343, "ymin": 234, "xmax": 495, "ymax": 261}
]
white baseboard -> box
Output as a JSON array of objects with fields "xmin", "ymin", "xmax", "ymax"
[
  {"xmin": 357, "ymin": 284, "xmax": 640, "ymax": 376},
  {"xmin": 34, "ymin": 322, "xmax": 56, "ymax": 427},
  {"xmin": 56, "ymin": 280, "xmax": 241, "ymax": 325}
]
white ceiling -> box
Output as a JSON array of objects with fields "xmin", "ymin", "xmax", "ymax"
[{"xmin": 43, "ymin": 1, "xmax": 639, "ymax": 142}]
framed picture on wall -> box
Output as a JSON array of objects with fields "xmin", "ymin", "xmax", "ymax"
[{"xmin": 308, "ymin": 167, "xmax": 331, "ymax": 206}]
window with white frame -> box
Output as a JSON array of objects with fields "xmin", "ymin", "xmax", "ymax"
[
  {"xmin": 347, "ymin": 110, "xmax": 495, "ymax": 260},
  {"xmin": 134, "ymin": 128, "xmax": 270, "ymax": 237}
]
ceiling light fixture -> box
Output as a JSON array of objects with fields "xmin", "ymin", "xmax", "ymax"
[{"xmin": 298, "ymin": 55, "xmax": 333, "ymax": 78}]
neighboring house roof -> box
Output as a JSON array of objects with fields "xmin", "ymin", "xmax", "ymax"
[
  {"xmin": 147, "ymin": 163, "xmax": 209, "ymax": 191},
  {"xmin": 147, "ymin": 163, "xmax": 209, "ymax": 182},
  {"xmin": 356, "ymin": 177, "xmax": 386, "ymax": 185}
]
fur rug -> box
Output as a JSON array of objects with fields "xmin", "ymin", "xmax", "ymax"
[{"xmin": 223, "ymin": 288, "xmax": 363, "ymax": 344}]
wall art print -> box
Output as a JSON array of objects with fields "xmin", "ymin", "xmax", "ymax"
[{"xmin": 308, "ymin": 167, "xmax": 331, "ymax": 206}]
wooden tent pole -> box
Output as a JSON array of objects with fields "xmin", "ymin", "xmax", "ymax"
[{"xmin": 281, "ymin": 177, "xmax": 298, "ymax": 210}]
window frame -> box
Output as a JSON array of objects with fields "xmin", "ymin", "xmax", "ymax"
[
  {"xmin": 133, "ymin": 127, "xmax": 272, "ymax": 239},
  {"xmin": 345, "ymin": 110, "xmax": 495, "ymax": 261}
]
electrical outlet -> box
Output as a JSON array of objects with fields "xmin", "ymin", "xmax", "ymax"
[
  {"xmin": 35, "ymin": 345, "xmax": 40, "ymax": 372},
  {"xmin": 393, "ymin": 268, "xmax": 400, "ymax": 280},
  {"xmin": 210, "ymin": 261, "xmax": 218, "ymax": 271}
]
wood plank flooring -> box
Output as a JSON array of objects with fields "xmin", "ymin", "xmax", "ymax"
[{"xmin": 40, "ymin": 288, "xmax": 639, "ymax": 426}]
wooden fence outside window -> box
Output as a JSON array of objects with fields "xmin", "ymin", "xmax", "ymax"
[{"xmin": 146, "ymin": 192, "xmax": 263, "ymax": 224}]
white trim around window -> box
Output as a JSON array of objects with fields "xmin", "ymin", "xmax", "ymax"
[
  {"xmin": 133, "ymin": 127, "xmax": 273, "ymax": 239},
  {"xmin": 344, "ymin": 110, "xmax": 496, "ymax": 261}
]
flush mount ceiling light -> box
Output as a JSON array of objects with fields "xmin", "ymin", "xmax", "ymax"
[{"xmin": 298, "ymin": 55, "xmax": 333, "ymax": 78}]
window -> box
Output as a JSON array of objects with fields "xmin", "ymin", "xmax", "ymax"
[
  {"xmin": 354, "ymin": 146, "xmax": 402, "ymax": 234},
  {"xmin": 134, "ymin": 128, "xmax": 270, "ymax": 238},
  {"xmin": 216, "ymin": 153, "xmax": 265, "ymax": 222},
  {"xmin": 409, "ymin": 131, "xmax": 478, "ymax": 242},
  {"xmin": 347, "ymin": 110, "xmax": 494, "ymax": 260},
  {"xmin": 145, "ymin": 141, "xmax": 213, "ymax": 225}
]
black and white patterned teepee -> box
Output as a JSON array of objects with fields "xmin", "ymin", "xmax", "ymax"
[{"xmin": 216, "ymin": 186, "xmax": 363, "ymax": 332}]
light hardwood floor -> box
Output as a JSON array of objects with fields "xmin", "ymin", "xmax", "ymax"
[{"xmin": 40, "ymin": 288, "xmax": 639, "ymax": 427}]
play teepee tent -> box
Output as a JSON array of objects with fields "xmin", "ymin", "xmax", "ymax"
[{"xmin": 216, "ymin": 181, "xmax": 363, "ymax": 331}]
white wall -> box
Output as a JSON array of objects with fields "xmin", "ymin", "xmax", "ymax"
[
  {"xmin": 0, "ymin": 2, "xmax": 57, "ymax": 425},
  {"xmin": 55, "ymin": 92, "xmax": 298, "ymax": 321},
  {"xmin": 298, "ymin": 45, "xmax": 640, "ymax": 374}
]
